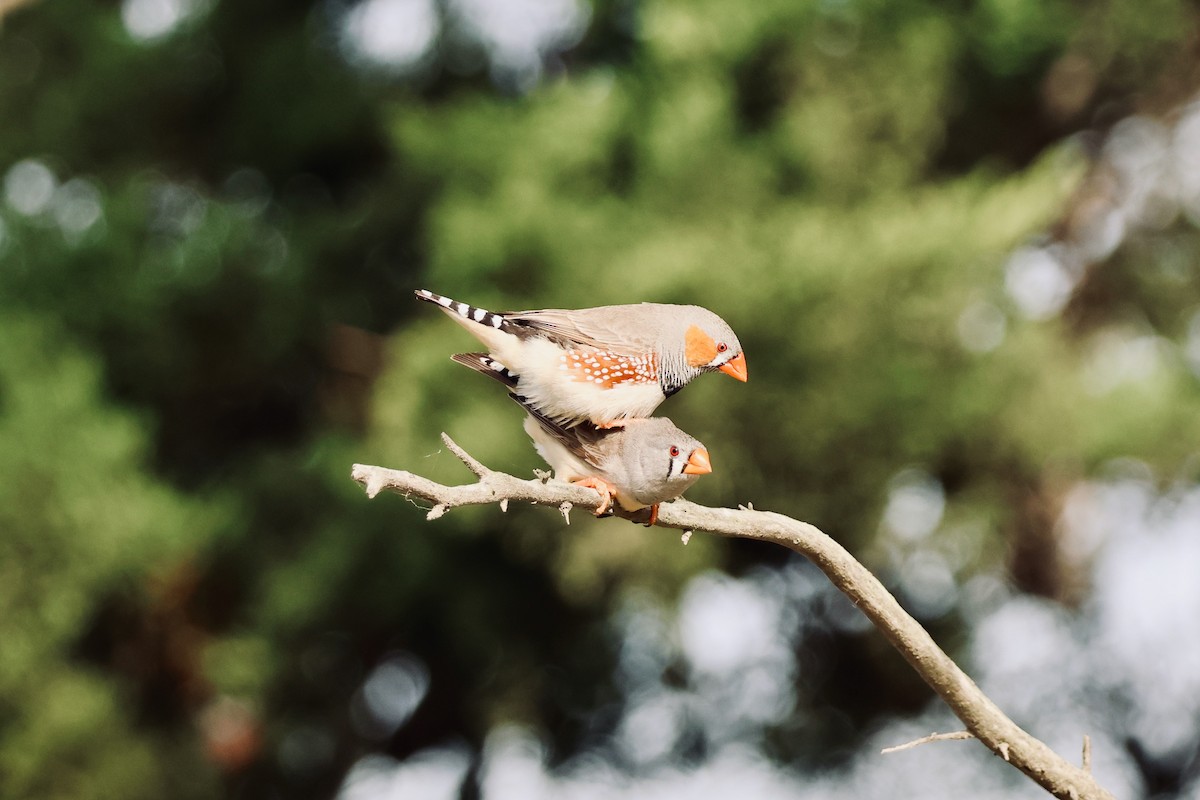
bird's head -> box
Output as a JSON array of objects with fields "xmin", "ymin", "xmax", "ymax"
[
  {"xmin": 621, "ymin": 418, "xmax": 712, "ymax": 505},
  {"xmin": 681, "ymin": 308, "xmax": 747, "ymax": 382}
]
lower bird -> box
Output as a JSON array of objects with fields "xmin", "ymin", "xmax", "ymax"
[{"xmin": 451, "ymin": 353, "xmax": 712, "ymax": 524}]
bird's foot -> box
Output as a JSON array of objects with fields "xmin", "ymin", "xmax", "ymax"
[
  {"xmin": 571, "ymin": 476, "xmax": 616, "ymax": 516},
  {"xmin": 595, "ymin": 419, "xmax": 627, "ymax": 430}
]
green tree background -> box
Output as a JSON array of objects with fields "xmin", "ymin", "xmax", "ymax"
[{"xmin": 2, "ymin": 0, "xmax": 1200, "ymax": 797}]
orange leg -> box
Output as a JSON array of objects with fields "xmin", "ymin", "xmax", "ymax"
[
  {"xmin": 645, "ymin": 504, "xmax": 660, "ymax": 527},
  {"xmin": 595, "ymin": 419, "xmax": 627, "ymax": 430},
  {"xmin": 571, "ymin": 476, "xmax": 616, "ymax": 516}
]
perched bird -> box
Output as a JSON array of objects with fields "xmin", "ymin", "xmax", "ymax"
[
  {"xmin": 416, "ymin": 289, "xmax": 747, "ymax": 427},
  {"xmin": 451, "ymin": 353, "xmax": 712, "ymax": 524}
]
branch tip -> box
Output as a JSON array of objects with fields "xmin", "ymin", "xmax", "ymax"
[
  {"xmin": 500, "ymin": 499, "xmax": 509, "ymax": 513},
  {"xmin": 559, "ymin": 502, "xmax": 572, "ymax": 524},
  {"xmin": 681, "ymin": 530, "xmax": 693, "ymax": 545},
  {"xmin": 1082, "ymin": 735, "xmax": 1092, "ymax": 772},
  {"xmin": 427, "ymin": 503, "xmax": 448, "ymax": 521},
  {"xmin": 367, "ymin": 479, "xmax": 385, "ymax": 499},
  {"xmin": 441, "ymin": 432, "xmax": 490, "ymax": 477},
  {"xmin": 881, "ymin": 730, "xmax": 974, "ymax": 755},
  {"xmin": 353, "ymin": 465, "xmax": 387, "ymax": 499}
]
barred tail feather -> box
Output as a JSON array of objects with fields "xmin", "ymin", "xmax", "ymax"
[
  {"xmin": 450, "ymin": 352, "xmax": 519, "ymax": 389},
  {"xmin": 414, "ymin": 289, "xmax": 511, "ymax": 332}
]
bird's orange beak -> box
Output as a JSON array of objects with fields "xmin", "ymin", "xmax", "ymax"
[
  {"xmin": 718, "ymin": 353, "xmax": 748, "ymax": 382},
  {"xmin": 683, "ymin": 448, "xmax": 713, "ymax": 475}
]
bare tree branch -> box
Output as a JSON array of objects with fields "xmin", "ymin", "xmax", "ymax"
[{"xmin": 351, "ymin": 437, "xmax": 1115, "ymax": 800}]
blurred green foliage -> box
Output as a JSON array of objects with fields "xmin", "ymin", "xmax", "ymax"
[
  {"xmin": 0, "ymin": 313, "xmax": 219, "ymax": 797},
  {"xmin": 2, "ymin": 0, "xmax": 1200, "ymax": 796}
]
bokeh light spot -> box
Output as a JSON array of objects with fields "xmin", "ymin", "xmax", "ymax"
[
  {"xmin": 350, "ymin": 652, "xmax": 430, "ymax": 740},
  {"xmin": 898, "ymin": 550, "xmax": 958, "ymax": 618},
  {"xmin": 449, "ymin": 0, "xmax": 589, "ymax": 91},
  {"xmin": 1004, "ymin": 245, "xmax": 1075, "ymax": 320},
  {"xmin": 342, "ymin": 0, "xmax": 440, "ymax": 71},
  {"xmin": 53, "ymin": 178, "xmax": 103, "ymax": 238},
  {"xmin": 882, "ymin": 468, "xmax": 945, "ymax": 542},
  {"xmin": 1082, "ymin": 330, "xmax": 1166, "ymax": 396},
  {"xmin": 4, "ymin": 159, "xmax": 56, "ymax": 217},
  {"xmin": 121, "ymin": 0, "xmax": 205, "ymax": 42},
  {"xmin": 616, "ymin": 690, "xmax": 684, "ymax": 765},
  {"xmin": 339, "ymin": 747, "xmax": 472, "ymax": 800}
]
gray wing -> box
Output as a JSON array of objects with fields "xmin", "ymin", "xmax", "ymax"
[
  {"xmin": 501, "ymin": 303, "xmax": 673, "ymax": 355},
  {"xmin": 511, "ymin": 394, "xmax": 617, "ymax": 464}
]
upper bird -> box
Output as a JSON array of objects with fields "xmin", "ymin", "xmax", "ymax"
[
  {"xmin": 415, "ymin": 289, "xmax": 747, "ymax": 427},
  {"xmin": 451, "ymin": 353, "xmax": 712, "ymax": 524}
]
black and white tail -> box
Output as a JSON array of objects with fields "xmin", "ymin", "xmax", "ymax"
[
  {"xmin": 450, "ymin": 352, "xmax": 519, "ymax": 390},
  {"xmin": 414, "ymin": 289, "xmax": 513, "ymax": 332}
]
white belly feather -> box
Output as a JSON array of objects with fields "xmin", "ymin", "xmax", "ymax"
[{"xmin": 502, "ymin": 338, "xmax": 664, "ymax": 425}]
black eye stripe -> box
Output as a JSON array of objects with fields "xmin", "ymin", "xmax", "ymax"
[{"xmin": 666, "ymin": 446, "xmax": 682, "ymax": 480}]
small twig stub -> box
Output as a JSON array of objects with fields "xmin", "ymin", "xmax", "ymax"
[
  {"xmin": 441, "ymin": 432, "xmax": 490, "ymax": 477},
  {"xmin": 881, "ymin": 730, "xmax": 975, "ymax": 755}
]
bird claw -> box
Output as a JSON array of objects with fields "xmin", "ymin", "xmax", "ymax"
[
  {"xmin": 644, "ymin": 504, "xmax": 660, "ymax": 527},
  {"xmin": 571, "ymin": 477, "xmax": 616, "ymax": 516}
]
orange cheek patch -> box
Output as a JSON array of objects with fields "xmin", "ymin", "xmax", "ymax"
[
  {"xmin": 685, "ymin": 325, "xmax": 718, "ymax": 367},
  {"xmin": 559, "ymin": 350, "xmax": 658, "ymax": 387}
]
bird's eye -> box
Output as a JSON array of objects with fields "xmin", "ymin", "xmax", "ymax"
[
  {"xmin": 717, "ymin": 342, "xmax": 728, "ymax": 353},
  {"xmin": 669, "ymin": 446, "xmax": 680, "ymax": 457}
]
